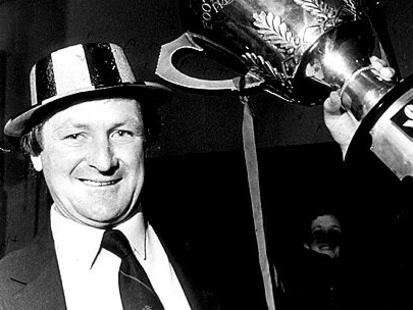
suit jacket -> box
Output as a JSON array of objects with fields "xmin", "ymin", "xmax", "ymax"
[{"xmin": 0, "ymin": 223, "xmax": 222, "ymax": 310}]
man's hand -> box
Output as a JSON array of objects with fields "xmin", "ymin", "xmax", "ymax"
[
  {"xmin": 323, "ymin": 91, "xmax": 358, "ymax": 158},
  {"xmin": 323, "ymin": 56, "xmax": 396, "ymax": 159}
]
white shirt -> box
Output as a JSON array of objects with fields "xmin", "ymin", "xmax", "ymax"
[{"xmin": 51, "ymin": 206, "xmax": 191, "ymax": 310}]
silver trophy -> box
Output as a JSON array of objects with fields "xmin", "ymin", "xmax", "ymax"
[{"xmin": 156, "ymin": 0, "xmax": 413, "ymax": 181}]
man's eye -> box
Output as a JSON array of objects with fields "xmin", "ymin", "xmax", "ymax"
[
  {"xmin": 114, "ymin": 130, "xmax": 133, "ymax": 138},
  {"xmin": 111, "ymin": 129, "xmax": 143, "ymax": 143},
  {"xmin": 64, "ymin": 133, "xmax": 82, "ymax": 140}
]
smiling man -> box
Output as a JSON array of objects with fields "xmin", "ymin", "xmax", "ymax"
[
  {"xmin": 279, "ymin": 211, "xmax": 346, "ymax": 310},
  {"xmin": 0, "ymin": 43, "xmax": 218, "ymax": 310},
  {"xmin": 304, "ymin": 213, "xmax": 342, "ymax": 259},
  {"xmin": 33, "ymin": 98, "xmax": 145, "ymax": 229}
]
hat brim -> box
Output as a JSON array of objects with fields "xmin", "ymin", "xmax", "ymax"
[{"xmin": 4, "ymin": 82, "xmax": 173, "ymax": 138}]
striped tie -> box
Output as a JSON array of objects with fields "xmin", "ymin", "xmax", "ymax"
[{"xmin": 102, "ymin": 229, "xmax": 164, "ymax": 310}]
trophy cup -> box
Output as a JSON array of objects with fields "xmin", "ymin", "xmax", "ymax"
[{"xmin": 156, "ymin": 0, "xmax": 413, "ymax": 182}]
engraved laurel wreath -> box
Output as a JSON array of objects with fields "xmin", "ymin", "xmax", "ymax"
[{"xmin": 241, "ymin": 0, "xmax": 358, "ymax": 93}]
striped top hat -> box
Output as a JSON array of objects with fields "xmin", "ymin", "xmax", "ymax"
[{"xmin": 3, "ymin": 42, "xmax": 172, "ymax": 138}]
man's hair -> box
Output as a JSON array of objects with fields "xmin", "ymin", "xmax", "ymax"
[
  {"xmin": 19, "ymin": 98, "xmax": 161, "ymax": 157},
  {"xmin": 301, "ymin": 209, "xmax": 342, "ymax": 244},
  {"xmin": 20, "ymin": 122, "xmax": 44, "ymax": 156}
]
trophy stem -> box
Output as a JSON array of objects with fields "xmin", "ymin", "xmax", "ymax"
[{"xmin": 341, "ymin": 67, "xmax": 394, "ymax": 120}]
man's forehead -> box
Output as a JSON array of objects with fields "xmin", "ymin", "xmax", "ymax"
[
  {"xmin": 43, "ymin": 97, "xmax": 142, "ymax": 124},
  {"xmin": 311, "ymin": 215, "xmax": 341, "ymax": 230}
]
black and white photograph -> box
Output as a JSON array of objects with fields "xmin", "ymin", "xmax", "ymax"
[{"xmin": 1, "ymin": 0, "xmax": 413, "ymax": 309}]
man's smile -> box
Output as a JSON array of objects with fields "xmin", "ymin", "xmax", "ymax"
[{"xmin": 77, "ymin": 178, "xmax": 122, "ymax": 187}]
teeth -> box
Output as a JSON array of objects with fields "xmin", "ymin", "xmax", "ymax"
[{"xmin": 81, "ymin": 179, "xmax": 118, "ymax": 186}]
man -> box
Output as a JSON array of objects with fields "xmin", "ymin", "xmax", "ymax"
[
  {"xmin": 0, "ymin": 43, "xmax": 219, "ymax": 310},
  {"xmin": 322, "ymin": 57, "xmax": 412, "ymax": 310},
  {"xmin": 303, "ymin": 213, "xmax": 342, "ymax": 259},
  {"xmin": 279, "ymin": 211, "xmax": 347, "ymax": 310}
]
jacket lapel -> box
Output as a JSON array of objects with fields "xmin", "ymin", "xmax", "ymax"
[{"xmin": 5, "ymin": 225, "xmax": 66, "ymax": 310}]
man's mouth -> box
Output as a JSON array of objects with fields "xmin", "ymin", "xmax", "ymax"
[
  {"xmin": 319, "ymin": 244, "xmax": 333, "ymax": 251},
  {"xmin": 78, "ymin": 178, "xmax": 121, "ymax": 187}
]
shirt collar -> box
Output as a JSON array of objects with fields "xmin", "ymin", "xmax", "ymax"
[
  {"xmin": 50, "ymin": 205, "xmax": 147, "ymax": 270},
  {"xmin": 114, "ymin": 210, "xmax": 147, "ymax": 259}
]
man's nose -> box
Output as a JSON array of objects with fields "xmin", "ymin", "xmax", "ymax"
[{"xmin": 87, "ymin": 137, "xmax": 118, "ymax": 172}]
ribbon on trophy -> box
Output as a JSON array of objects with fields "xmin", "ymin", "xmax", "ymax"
[{"xmin": 156, "ymin": 0, "xmax": 413, "ymax": 308}]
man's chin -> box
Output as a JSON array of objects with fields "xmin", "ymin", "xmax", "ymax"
[
  {"xmin": 320, "ymin": 249, "xmax": 338, "ymax": 259},
  {"xmin": 79, "ymin": 208, "xmax": 130, "ymax": 228}
]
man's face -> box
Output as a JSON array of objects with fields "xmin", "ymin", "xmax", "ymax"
[
  {"xmin": 31, "ymin": 97, "xmax": 145, "ymax": 228},
  {"xmin": 307, "ymin": 214, "xmax": 342, "ymax": 259}
]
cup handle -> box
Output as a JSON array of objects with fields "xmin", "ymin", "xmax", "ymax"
[{"xmin": 156, "ymin": 32, "xmax": 263, "ymax": 91}]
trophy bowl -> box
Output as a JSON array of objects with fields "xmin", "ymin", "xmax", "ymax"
[{"xmin": 156, "ymin": 0, "xmax": 413, "ymax": 182}]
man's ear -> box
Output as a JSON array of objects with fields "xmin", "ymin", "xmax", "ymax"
[{"xmin": 30, "ymin": 155, "xmax": 43, "ymax": 172}]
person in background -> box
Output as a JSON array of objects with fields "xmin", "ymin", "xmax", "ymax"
[
  {"xmin": 304, "ymin": 213, "xmax": 342, "ymax": 259},
  {"xmin": 322, "ymin": 56, "xmax": 413, "ymax": 310},
  {"xmin": 279, "ymin": 210, "xmax": 348, "ymax": 310}
]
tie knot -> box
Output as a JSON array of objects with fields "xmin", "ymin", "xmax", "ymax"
[{"xmin": 102, "ymin": 229, "xmax": 133, "ymax": 259}]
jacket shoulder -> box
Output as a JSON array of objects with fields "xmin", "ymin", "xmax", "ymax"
[{"xmin": 0, "ymin": 227, "xmax": 55, "ymax": 298}]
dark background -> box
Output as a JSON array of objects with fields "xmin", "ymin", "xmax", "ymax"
[{"xmin": 1, "ymin": 0, "xmax": 413, "ymax": 308}]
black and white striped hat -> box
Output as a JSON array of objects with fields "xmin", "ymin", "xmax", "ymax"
[{"xmin": 4, "ymin": 42, "xmax": 172, "ymax": 137}]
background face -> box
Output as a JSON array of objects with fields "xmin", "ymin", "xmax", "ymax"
[
  {"xmin": 32, "ymin": 97, "xmax": 145, "ymax": 228},
  {"xmin": 309, "ymin": 214, "xmax": 342, "ymax": 259}
]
